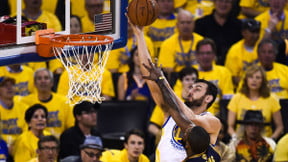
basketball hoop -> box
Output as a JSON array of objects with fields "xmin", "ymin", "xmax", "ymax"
[{"xmin": 36, "ymin": 30, "xmax": 114, "ymax": 105}]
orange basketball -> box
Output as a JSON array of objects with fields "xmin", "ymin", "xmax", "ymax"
[{"xmin": 127, "ymin": 0, "xmax": 159, "ymax": 26}]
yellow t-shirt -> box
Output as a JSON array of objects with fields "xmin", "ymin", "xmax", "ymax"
[
  {"xmin": 228, "ymin": 93, "xmax": 281, "ymax": 137},
  {"xmin": 26, "ymin": 62, "xmax": 47, "ymax": 71},
  {"xmin": 274, "ymin": 133, "xmax": 288, "ymax": 161},
  {"xmin": 266, "ymin": 62, "xmax": 288, "ymax": 99},
  {"xmin": 101, "ymin": 149, "xmax": 150, "ymax": 162},
  {"xmin": 238, "ymin": 0, "xmax": 269, "ymax": 19},
  {"xmin": 1, "ymin": 65, "xmax": 35, "ymax": 96},
  {"xmin": 9, "ymin": 0, "xmax": 58, "ymax": 16},
  {"xmin": 225, "ymin": 39, "xmax": 259, "ymax": 79},
  {"xmin": 158, "ymin": 33, "xmax": 204, "ymax": 72},
  {"xmin": 255, "ymin": 10, "xmax": 288, "ymax": 41},
  {"xmin": 0, "ymin": 99, "xmax": 28, "ymax": 148},
  {"xmin": 107, "ymin": 35, "xmax": 155, "ymax": 73},
  {"xmin": 20, "ymin": 92, "xmax": 74, "ymax": 138},
  {"xmin": 27, "ymin": 10, "xmax": 62, "ymax": 32},
  {"xmin": 12, "ymin": 130, "xmax": 51, "ymax": 162},
  {"xmin": 184, "ymin": 0, "xmax": 214, "ymax": 19},
  {"xmin": 144, "ymin": 14, "xmax": 177, "ymax": 54}
]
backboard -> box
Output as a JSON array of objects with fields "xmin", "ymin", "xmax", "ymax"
[{"xmin": 0, "ymin": 0, "xmax": 127, "ymax": 66}]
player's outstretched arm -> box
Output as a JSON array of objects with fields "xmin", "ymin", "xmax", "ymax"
[
  {"xmin": 142, "ymin": 59, "xmax": 195, "ymax": 130},
  {"xmin": 127, "ymin": 16, "xmax": 166, "ymax": 111}
]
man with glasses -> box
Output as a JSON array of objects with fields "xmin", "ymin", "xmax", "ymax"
[
  {"xmin": 61, "ymin": 136, "xmax": 104, "ymax": 162},
  {"xmin": 59, "ymin": 101, "xmax": 101, "ymax": 160},
  {"xmin": 29, "ymin": 135, "xmax": 59, "ymax": 162}
]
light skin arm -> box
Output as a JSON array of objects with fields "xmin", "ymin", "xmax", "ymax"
[
  {"xmin": 128, "ymin": 18, "xmax": 167, "ymax": 112},
  {"xmin": 271, "ymin": 111, "xmax": 284, "ymax": 140},
  {"xmin": 227, "ymin": 110, "xmax": 237, "ymax": 136}
]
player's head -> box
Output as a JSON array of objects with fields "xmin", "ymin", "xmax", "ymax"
[
  {"xmin": 186, "ymin": 79, "xmax": 218, "ymax": 109},
  {"xmin": 184, "ymin": 126, "xmax": 210, "ymax": 155}
]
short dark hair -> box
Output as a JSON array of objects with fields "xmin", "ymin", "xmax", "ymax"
[
  {"xmin": 196, "ymin": 38, "xmax": 217, "ymax": 54},
  {"xmin": 25, "ymin": 104, "xmax": 48, "ymax": 124},
  {"xmin": 178, "ymin": 67, "xmax": 198, "ymax": 81},
  {"xmin": 195, "ymin": 79, "xmax": 218, "ymax": 109},
  {"xmin": 186, "ymin": 126, "xmax": 210, "ymax": 154},
  {"xmin": 38, "ymin": 135, "xmax": 59, "ymax": 149},
  {"xmin": 257, "ymin": 39, "xmax": 278, "ymax": 55},
  {"xmin": 124, "ymin": 129, "xmax": 145, "ymax": 144},
  {"xmin": 73, "ymin": 101, "xmax": 99, "ymax": 118}
]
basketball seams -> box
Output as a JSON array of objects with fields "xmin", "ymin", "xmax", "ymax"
[{"xmin": 128, "ymin": 0, "xmax": 159, "ymax": 26}]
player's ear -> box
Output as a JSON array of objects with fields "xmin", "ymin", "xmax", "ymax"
[{"xmin": 205, "ymin": 95, "xmax": 213, "ymax": 104}]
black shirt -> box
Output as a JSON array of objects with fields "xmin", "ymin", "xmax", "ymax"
[
  {"xmin": 195, "ymin": 12, "xmax": 242, "ymax": 65},
  {"xmin": 59, "ymin": 125, "xmax": 101, "ymax": 159}
]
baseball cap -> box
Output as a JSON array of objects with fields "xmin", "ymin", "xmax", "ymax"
[
  {"xmin": 242, "ymin": 19, "xmax": 261, "ymax": 32},
  {"xmin": 73, "ymin": 101, "xmax": 100, "ymax": 117},
  {"xmin": 0, "ymin": 76, "xmax": 15, "ymax": 87},
  {"xmin": 80, "ymin": 136, "xmax": 104, "ymax": 151}
]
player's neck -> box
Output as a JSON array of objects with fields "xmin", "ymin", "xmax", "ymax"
[{"xmin": 192, "ymin": 106, "xmax": 206, "ymax": 115}]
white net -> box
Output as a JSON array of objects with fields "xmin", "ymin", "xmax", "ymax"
[{"xmin": 52, "ymin": 35, "xmax": 113, "ymax": 105}]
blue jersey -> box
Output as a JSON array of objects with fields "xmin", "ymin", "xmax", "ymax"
[{"xmin": 185, "ymin": 145, "xmax": 221, "ymax": 162}]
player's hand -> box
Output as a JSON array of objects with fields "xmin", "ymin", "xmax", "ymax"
[{"xmin": 142, "ymin": 58, "xmax": 164, "ymax": 82}]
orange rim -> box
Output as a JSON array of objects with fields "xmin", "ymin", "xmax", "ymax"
[{"xmin": 51, "ymin": 34, "xmax": 114, "ymax": 48}]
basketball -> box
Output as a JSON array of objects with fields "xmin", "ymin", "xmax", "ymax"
[{"xmin": 127, "ymin": 0, "xmax": 159, "ymax": 26}]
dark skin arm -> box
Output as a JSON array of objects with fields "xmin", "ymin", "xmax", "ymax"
[{"xmin": 142, "ymin": 59, "xmax": 194, "ymax": 131}]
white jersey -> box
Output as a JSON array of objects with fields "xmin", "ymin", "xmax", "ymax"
[
  {"xmin": 156, "ymin": 116, "xmax": 187, "ymax": 162},
  {"xmin": 156, "ymin": 112, "xmax": 209, "ymax": 162}
]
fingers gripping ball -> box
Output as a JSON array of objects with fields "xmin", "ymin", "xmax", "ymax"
[{"xmin": 128, "ymin": 0, "xmax": 159, "ymax": 26}]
